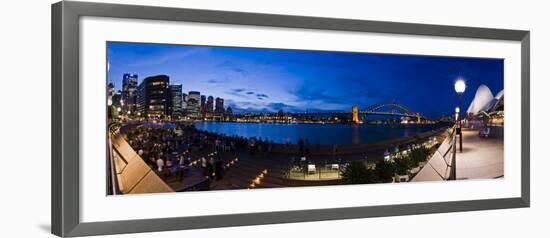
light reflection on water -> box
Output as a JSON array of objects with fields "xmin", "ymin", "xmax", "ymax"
[{"xmin": 195, "ymin": 122, "xmax": 444, "ymax": 145}]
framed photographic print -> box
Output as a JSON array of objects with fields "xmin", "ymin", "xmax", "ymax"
[{"xmin": 52, "ymin": 1, "xmax": 530, "ymax": 237}]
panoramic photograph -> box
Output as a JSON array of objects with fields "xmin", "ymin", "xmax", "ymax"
[{"xmin": 106, "ymin": 42, "xmax": 504, "ymax": 195}]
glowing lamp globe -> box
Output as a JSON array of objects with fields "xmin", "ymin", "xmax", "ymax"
[{"xmin": 454, "ymin": 79, "xmax": 466, "ymax": 94}]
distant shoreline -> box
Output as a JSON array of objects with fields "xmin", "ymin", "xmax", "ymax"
[
  {"xmin": 172, "ymin": 119, "xmax": 450, "ymax": 126},
  {"xmin": 267, "ymin": 127, "xmax": 449, "ymax": 156}
]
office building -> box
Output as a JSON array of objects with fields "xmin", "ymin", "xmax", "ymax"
[
  {"xmin": 206, "ymin": 96, "xmax": 214, "ymax": 113},
  {"xmin": 107, "ymin": 82, "xmax": 115, "ymax": 106},
  {"xmin": 136, "ymin": 75, "xmax": 170, "ymax": 118},
  {"xmin": 181, "ymin": 93, "xmax": 188, "ymax": 112},
  {"xmin": 215, "ymin": 97, "xmax": 225, "ymax": 114},
  {"xmin": 169, "ymin": 84, "xmax": 183, "ymax": 118},
  {"xmin": 186, "ymin": 91, "xmax": 201, "ymax": 119},
  {"xmin": 200, "ymin": 95, "xmax": 206, "ymax": 115},
  {"xmin": 122, "ymin": 73, "xmax": 138, "ymax": 113}
]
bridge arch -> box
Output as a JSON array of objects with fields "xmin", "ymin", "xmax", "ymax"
[{"xmin": 363, "ymin": 102, "xmax": 412, "ymax": 114}]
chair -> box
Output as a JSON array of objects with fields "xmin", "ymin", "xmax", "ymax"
[{"xmin": 479, "ymin": 127, "xmax": 491, "ymax": 138}]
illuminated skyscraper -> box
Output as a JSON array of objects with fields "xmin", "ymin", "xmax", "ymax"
[
  {"xmin": 206, "ymin": 96, "xmax": 214, "ymax": 113},
  {"xmin": 181, "ymin": 93, "xmax": 188, "ymax": 112},
  {"xmin": 169, "ymin": 84, "xmax": 183, "ymax": 118},
  {"xmin": 122, "ymin": 73, "xmax": 138, "ymax": 113},
  {"xmin": 215, "ymin": 97, "xmax": 225, "ymax": 114},
  {"xmin": 136, "ymin": 75, "xmax": 169, "ymax": 118},
  {"xmin": 186, "ymin": 91, "xmax": 201, "ymax": 119},
  {"xmin": 107, "ymin": 81, "xmax": 115, "ymax": 106},
  {"xmin": 200, "ymin": 95, "xmax": 206, "ymax": 114}
]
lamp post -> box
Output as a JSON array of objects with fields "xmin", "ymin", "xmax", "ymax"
[
  {"xmin": 454, "ymin": 79, "xmax": 465, "ymax": 152},
  {"xmin": 450, "ymin": 79, "xmax": 466, "ymax": 180},
  {"xmin": 107, "ymin": 99, "xmax": 113, "ymax": 119}
]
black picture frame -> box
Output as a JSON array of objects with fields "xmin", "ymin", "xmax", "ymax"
[{"xmin": 51, "ymin": 1, "xmax": 530, "ymax": 237}]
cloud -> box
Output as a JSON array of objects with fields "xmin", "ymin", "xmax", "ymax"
[
  {"xmin": 256, "ymin": 93, "xmax": 269, "ymax": 98},
  {"xmin": 232, "ymin": 67, "xmax": 246, "ymax": 74},
  {"xmin": 225, "ymin": 99, "xmax": 299, "ymax": 114},
  {"xmin": 216, "ymin": 61, "xmax": 248, "ymax": 75},
  {"xmin": 256, "ymin": 93, "xmax": 269, "ymax": 101},
  {"xmin": 227, "ymin": 89, "xmax": 271, "ymax": 102},
  {"xmin": 286, "ymin": 78, "xmax": 396, "ymax": 111},
  {"xmin": 267, "ymin": 102, "xmax": 289, "ymax": 110},
  {"xmin": 206, "ymin": 77, "xmax": 235, "ymax": 86},
  {"xmin": 288, "ymin": 85, "xmax": 347, "ymax": 105},
  {"xmin": 225, "ymin": 99, "xmax": 264, "ymax": 114},
  {"xmin": 225, "ymin": 88, "xmax": 250, "ymax": 99},
  {"xmin": 266, "ymin": 102, "xmax": 298, "ymax": 112}
]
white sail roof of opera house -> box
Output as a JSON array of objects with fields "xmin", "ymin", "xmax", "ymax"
[
  {"xmin": 482, "ymin": 89, "xmax": 504, "ymax": 112},
  {"xmin": 466, "ymin": 85, "xmax": 504, "ymax": 115},
  {"xmin": 467, "ymin": 84, "xmax": 493, "ymax": 114},
  {"xmin": 494, "ymin": 89, "xmax": 504, "ymax": 100}
]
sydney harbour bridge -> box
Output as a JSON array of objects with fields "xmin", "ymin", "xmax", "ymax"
[{"xmin": 293, "ymin": 102, "xmax": 425, "ymax": 123}]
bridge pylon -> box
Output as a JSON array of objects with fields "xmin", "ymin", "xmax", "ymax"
[{"xmin": 352, "ymin": 105, "xmax": 359, "ymax": 124}]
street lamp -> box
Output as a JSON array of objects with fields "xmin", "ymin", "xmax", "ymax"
[
  {"xmin": 454, "ymin": 79, "xmax": 466, "ymax": 94},
  {"xmin": 454, "ymin": 79, "xmax": 465, "ymax": 153},
  {"xmin": 450, "ymin": 79, "xmax": 466, "ymax": 180}
]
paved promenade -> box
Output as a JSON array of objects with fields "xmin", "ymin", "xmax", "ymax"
[{"xmin": 412, "ymin": 128, "xmax": 503, "ymax": 181}]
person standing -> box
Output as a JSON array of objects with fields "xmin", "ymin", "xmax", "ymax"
[
  {"xmin": 165, "ymin": 157, "xmax": 173, "ymax": 177},
  {"xmin": 156, "ymin": 156, "xmax": 165, "ymax": 178},
  {"xmin": 201, "ymin": 157, "xmax": 208, "ymax": 177},
  {"xmin": 178, "ymin": 155, "xmax": 186, "ymax": 180},
  {"xmin": 207, "ymin": 158, "xmax": 215, "ymax": 179}
]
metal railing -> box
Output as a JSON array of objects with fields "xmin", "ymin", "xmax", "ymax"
[
  {"xmin": 107, "ymin": 123, "xmax": 122, "ymax": 195},
  {"xmin": 287, "ymin": 164, "xmax": 343, "ymax": 181},
  {"xmin": 423, "ymin": 127, "xmax": 456, "ymax": 181},
  {"xmin": 449, "ymin": 127, "xmax": 458, "ymax": 180}
]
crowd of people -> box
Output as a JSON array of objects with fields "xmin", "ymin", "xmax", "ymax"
[
  {"xmin": 246, "ymin": 137, "xmax": 274, "ymax": 156},
  {"xmin": 123, "ymin": 124, "xmax": 274, "ymax": 182},
  {"xmin": 124, "ymin": 126, "xmax": 185, "ymax": 178},
  {"xmin": 121, "ymin": 123, "xmax": 358, "ymax": 185}
]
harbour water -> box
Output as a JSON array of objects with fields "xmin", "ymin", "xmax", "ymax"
[{"xmin": 195, "ymin": 122, "xmax": 446, "ymax": 145}]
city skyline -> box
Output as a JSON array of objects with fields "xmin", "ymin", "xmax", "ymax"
[{"xmin": 107, "ymin": 42, "xmax": 504, "ymax": 117}]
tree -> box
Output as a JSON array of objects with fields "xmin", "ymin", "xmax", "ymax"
[
  {"xmin": 342, "ymin": 161, "xmax": 378, "ymax": 184},
  {"xmin": 394, "ymin": 155, "xmax": 412, "ymax": 176},
  {"xmin": 410, "ymin": 146, "xmax": 430, "ymax": 167},
  {"xmin": 375, "ymin": 160, "xmax": 396, "ymax": 183}
]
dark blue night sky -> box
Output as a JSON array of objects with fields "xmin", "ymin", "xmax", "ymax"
[{"xmin": 107, "ymin": 42, "xmax": 503, "ymax": 118}]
